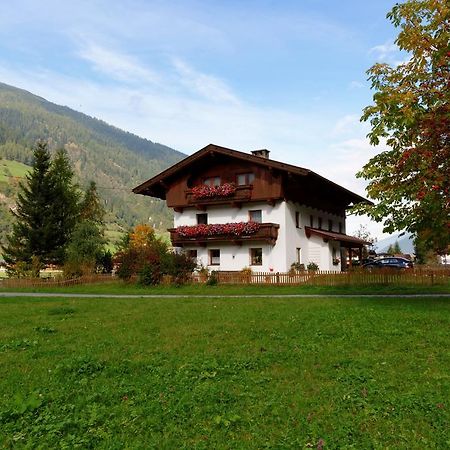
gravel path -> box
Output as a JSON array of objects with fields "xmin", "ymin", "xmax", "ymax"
[{"xmin": 1, "ymin": 292, "xmax": 449, "ymax": 299}]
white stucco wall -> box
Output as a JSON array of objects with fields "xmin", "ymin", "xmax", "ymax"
[
  {"xmin": 284, "ymin": 202, "xmax": 344, "ymax": 271},
  {"xmin": 174, "ymin": 202, "xmax": 288, "ymax": 272},
  {"xmin": 173, "ymin": 201, "xmax": 346, "ymax": 272}
]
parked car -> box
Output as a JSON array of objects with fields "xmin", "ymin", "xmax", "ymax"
[{"xmin": 362, "ymin": 257, "xmax": 414, "ymax": 270}]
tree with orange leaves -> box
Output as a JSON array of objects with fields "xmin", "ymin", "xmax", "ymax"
[{"xmin": 353, "ymin": 0, "xmax": 449, "ymax": 254}]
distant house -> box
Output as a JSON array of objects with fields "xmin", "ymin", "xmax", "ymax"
[{"xmin": 133, "ymin": 144, "xmax": 370, "ymax": 272}]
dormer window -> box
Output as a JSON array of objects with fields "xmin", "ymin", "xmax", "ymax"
[
  {"xmin": 204, "ymin": 176, "xmax": 221, "ymax": 187},
  {"xmin": 237, "ymin": 173, "xmax": 255, "ymax": 185}
]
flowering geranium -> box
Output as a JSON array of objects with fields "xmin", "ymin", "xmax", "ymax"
[
  {"xmin": 191, "ymin": 183, "xmax": 236, "ymax": 199},
  {"xmin": 177, "ymin": 221, "xmax": 260, "ymax": 238}
]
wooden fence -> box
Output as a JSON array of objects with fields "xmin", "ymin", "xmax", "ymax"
[
  {"xmin": 0, "ymin": 274, "xmax": 114, "ymax": 289},
  {"xmin": 194, "ymin": 269, "xmax": 450, "ymax": 286},
  {"xmin": 1, "ymin": 269, "xmax": 449, "ymax": 288}
]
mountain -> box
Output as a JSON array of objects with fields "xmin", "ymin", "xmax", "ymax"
[
  {"xmin": 0, "ymin": 82, "xmax": 186, "ymax": 246},
  {"xmin": 375, "ymin": 232, "xmax": 415, "ymax": 255}
]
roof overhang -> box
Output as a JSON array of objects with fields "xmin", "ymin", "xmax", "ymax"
[
  {"xmin": 132, "ymin": 143, "xmax": 372, "ymax": 206},
  {"xmin": 305, "ymin": 227, "xmax": 370, "ymax": 248}
]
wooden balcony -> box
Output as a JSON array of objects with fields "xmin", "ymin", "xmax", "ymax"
[
  {"xmin": 169, "ymin": 222, "xmax": 279, "ymax": 247},
  {"xmin": 185, "ymin": 184, "xmax": 253, "ymax": 207}
]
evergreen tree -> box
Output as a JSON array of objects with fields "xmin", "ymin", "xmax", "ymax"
[
  {"xmin": 2, "ymin": 143, "xmax": 80, "ymax": 272},
  {"xmin": 393, "ymin": 241, "xmax": 401, "ymax": 254},
  {"xmin": 47, "ymin": 148, "xmax": 80, "ymax": 263},
  {"xmin": 79, "ymin": 181, "xmax": 105, "ymax": 225},
  {"xmin": 3, "ymin": 142, "xmax": 56, "ymax": 270}
]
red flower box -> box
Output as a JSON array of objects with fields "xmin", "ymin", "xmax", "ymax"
[
  {"xmin": 177, "ymin": 221, "xmax": 260, "ymax": 238},
  {"xmin": 191, "ymin": 183, "xmax": 236, "ymax": 199}
]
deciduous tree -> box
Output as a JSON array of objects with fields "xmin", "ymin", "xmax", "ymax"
[{"xmin": 353, "ymin": 0, "xmax": 449, "ymax": 254}]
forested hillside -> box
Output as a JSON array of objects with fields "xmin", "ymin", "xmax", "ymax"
[{"xmin": 0, "ymin": 82, "xmax": 185, "ymax": 246}]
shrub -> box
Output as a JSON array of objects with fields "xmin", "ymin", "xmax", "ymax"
[
  {"xmin": 206, "ymin": 271, "xmax": 218, "ymax": 286},
  {"xmin": 138, "ymin": 263, "xmax": 161, "ymax": 286},
  {"xmin": 114, "ymin": 225, "xmax": 196, "ymax": 285},
  {"xmin": 307, "ymin": 262, "xmax": 319, "ymax": 272},
  {"xmin": 290, "ymin": 262, "xmax": 305, "ymax": 272}
]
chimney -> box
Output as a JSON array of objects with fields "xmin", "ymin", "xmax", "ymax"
[{"xmin": 251, "ymin": 149, "xmax": 270, "ymax": 159}]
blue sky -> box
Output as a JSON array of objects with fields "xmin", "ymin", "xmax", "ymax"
[{"xmin": 0, "ymin": 0, "xmax": 405, "ymax": 238}]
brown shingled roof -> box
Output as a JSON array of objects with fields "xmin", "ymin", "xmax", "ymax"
[{"xmin": 132, "ymin": 143, "xmax": 371, "ymax": 206}]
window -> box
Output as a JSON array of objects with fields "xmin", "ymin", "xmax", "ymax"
[
  {"xmin": 249, "ymin": 209, "xmax": 262, "ymax": 223},
  {"xmin": 237, "ymin": 173, "xmax": 255, "ymax": 185},
  {"xmin": 318, "ymin": 217, "xmax": 322, "ymax": 230},
  {"xmin": 197, "ymin": 213, "xmax": 208, "ymax": 225},
  {"xmin": 328, "ymin": 219, "xmax": 333, "ymax": 231},
  {"xmin": 339, "ymin": 222, "xmax": 343, "ymax": 234},
  {"xmin": 204, "ymin": 176, "xmax": 221, "ymax": 187},
  {"xmin": 310, "ymin": 215, "xmax": 314, "ymax": 227},
  {"xmin": 295, "ymin": 211, "xmax": 300, "ymax": 228},
  {"xmin": 250, "ymin": 248, "xmax": 262, "ymax": 266},
  {"xmin": 209, "ymin": 249, "xmax": 220, "ymax": 265},
  {"xmin": 296, "ymin": 247, "xmax": 302, "ymax": 264},
  {"xmin": 187, "ymin": 250, "xmax": 197, "ymax": 261}
]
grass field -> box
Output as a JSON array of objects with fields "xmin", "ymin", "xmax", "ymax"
[
  {"xmin": 1, "ymin": 294, "xmax": 449, "ymax": 448},
  {"xmin": 0, "ymin": 159, "xmax": 30, "ymax": 183},
  {"xmin": 1, "ymin": 279, "xmax": 449, "ymax": 295}
]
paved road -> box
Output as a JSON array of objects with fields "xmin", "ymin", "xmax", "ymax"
[{"xmin": 1, "ymin": 292, "xmax": 449, "ymax": 299}]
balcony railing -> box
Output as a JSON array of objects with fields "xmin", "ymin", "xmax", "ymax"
[
  {"xmin": 169, "ymin": 222, "xmax": 279, "ymax": 246},
  {"xmin": 185, "ymin": 184, "xmax": 253, "ymax": 206}
]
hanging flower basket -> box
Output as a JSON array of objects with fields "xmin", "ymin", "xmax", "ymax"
[
  {"xmin": 177, "ymin": 221, "xmax": 260, "ymax": 238},
  {"xmin": 191, "ymin": 183, "xmax": 236, "ymax": 199}
]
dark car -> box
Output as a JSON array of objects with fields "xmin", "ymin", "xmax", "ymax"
[{"xmin": 363, "ymin": 257, "xmax": 414, "ymax": 270}]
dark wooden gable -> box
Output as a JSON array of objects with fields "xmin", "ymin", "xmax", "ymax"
[
  {"xmin": 133, "ymin": 144, "xmax": 370, "ymax": 212},
  {"xmin": 164, "ymin": 151, "xmax": 283, "ymax": 208}
]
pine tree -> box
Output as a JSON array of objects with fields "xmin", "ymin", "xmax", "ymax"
[
  {"xmin": 3, "ymin": 142, "xmax": 56, "ymax": 270},
  {"xmin": 47, "ymin": 149, "xmax": 80, "ymax": 263},
  {"xmin": 80, "ymin": 181, "xmax": 105, "ymax": 225},
  {"xmin": 2, "ymin": 143, "xmax": 80, "ymax": 271}
]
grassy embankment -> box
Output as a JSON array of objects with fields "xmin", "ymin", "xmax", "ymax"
[{"xmin": 1, "ymin": 294, "xmax": 449, "ymax": 448}]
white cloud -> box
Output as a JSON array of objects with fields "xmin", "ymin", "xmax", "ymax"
[
  {"xmin": 348, "ymin": 80, "xmax": 364, "ymax": 89},
  {"xmin": 369, "ymin": 40, "xmax": 408, "ymax": 66},
  {"xmin": 331, "ymin": 114, "xmax": 363, "ymax": 137},
  {"xmin": 172, "ymin": 58, "xmax": 240, "ymax": 104},
  {"xmin": 78, "ymin": 43, "xmax": 160, "ymax": 84},
  {"xmin": 369, "ymin": 41, "xmax": 397, "ymax": 60}
]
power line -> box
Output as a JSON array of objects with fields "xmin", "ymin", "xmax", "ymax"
[{"xmin": 4, "ymin": 175, "xmax": 155, "ymax": 193}]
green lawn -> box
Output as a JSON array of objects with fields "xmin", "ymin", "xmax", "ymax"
[
  {"xmin": 1, "ymin": 279, "xmax": 449, "ymax": 295},
  {"xmin": 1, "ymin": 295, "xmax": 449, "ymax": 448},
  {"xmin": 0, "ymin": 159, "xmax": 30, "ymax": 183}
]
